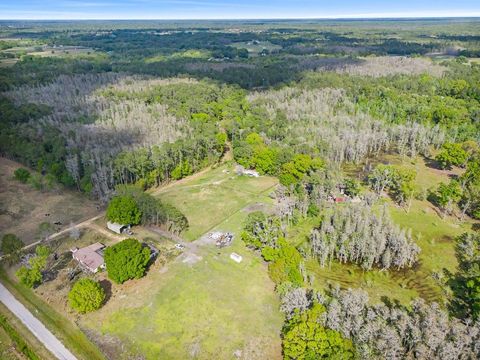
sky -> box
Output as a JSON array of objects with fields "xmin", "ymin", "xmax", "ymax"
[{"xmin": 1, "ymin": 0, "xmax": 480, "ymax": 20}]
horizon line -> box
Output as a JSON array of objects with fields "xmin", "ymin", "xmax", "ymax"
[{"xmin": 2, "ymin": 15, "xmax": 480, "ymax": 21}]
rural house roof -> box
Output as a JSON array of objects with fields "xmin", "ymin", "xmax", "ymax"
[{"xmin": 71, "ymin": 242, "xmax": 105, "ymax": 272}]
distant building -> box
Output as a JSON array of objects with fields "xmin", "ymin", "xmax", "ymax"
[
  {"xmin": 71, "ymin": 242, "xmax": 106, "ymax": 273},
  {"xmin": 107, "ymin": 222, "xmax": 131, "ymax": 235}
]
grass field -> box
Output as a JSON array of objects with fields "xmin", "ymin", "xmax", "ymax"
[
  {"xmin": 0, "ymin": 325, "xmax": 19, "ymax": 360},
  {"xmin": 229, "ymin": 41, "xmax": 282, "ymax": 56},
  {"xmin": 0, "ymin": 157, "xmax": 99, "ymax": 245},
  {"xmin": 145, "ymin": 49, "xmax": 211, "ymax": 63},
  {"xmin": 79, "ymin": 164, "xmax": 283, "ymax": 359},
  {"xmin": 154, "ymin": 164, "xmax": 278, "ymax": 240}
]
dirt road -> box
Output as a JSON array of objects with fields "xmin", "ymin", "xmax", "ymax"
[{"xmin": 22, "ymin": 214, "xmax": 105, "ymax": 251}]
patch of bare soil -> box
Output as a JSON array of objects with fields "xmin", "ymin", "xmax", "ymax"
[
  {"xmin": 242, "ymin": 202, "xmax": 269, "ymax": 213},
  {"xmin": 0, "ymin": 157, "xmax": 99, "ymax": 244},
  {"xmin": 82, "ymin": 328, "xmax": 142, "ymax": 360},
  {"xmin": 241, "ymin": 335, "xmax": 282, "ymax": 360}
]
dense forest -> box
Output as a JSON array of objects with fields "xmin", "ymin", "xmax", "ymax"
[{"xmin": 1, "ymin": 18, "xmax": 480, "ymax": 359}]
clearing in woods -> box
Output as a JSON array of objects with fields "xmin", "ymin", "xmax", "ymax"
[
  {"xmin": 80, "ymin": 164, "xmax": 283, "ymax": 359},
  {"xmin": 153, "ymin": 163, "xmax": 278, "ymax": 241},
  {"xmin": 0, "ymin": 157, "xmax": 99, "ymax": 245}
]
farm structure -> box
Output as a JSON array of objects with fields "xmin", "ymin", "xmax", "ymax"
[
  {"xmin": 230, "ymin": 253, "xmax": 243, "ymax": 263},
  {"xmin": 107, "ymin": 221, "xmax": 132, "ymax": 235}
]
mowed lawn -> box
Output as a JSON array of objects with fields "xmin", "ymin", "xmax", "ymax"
[
  {"xmin": 98, "ymin": 246, "xmax": 283, "ymax": 359},
  {"xmin": 84, "ymin": 165, "xmax": 283, "ymax": 359},
  {"xmin": 153, "ymin": 164, "xmax": 278, "ymax": 241}
]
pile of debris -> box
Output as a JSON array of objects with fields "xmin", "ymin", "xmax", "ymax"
[
  {"xmin": 210, "ymin": 231, "xmax": 234, "ymax": 248},
  {"xmin": 235, "ymin": 165, "xmax": 259, "ymax": 178}
]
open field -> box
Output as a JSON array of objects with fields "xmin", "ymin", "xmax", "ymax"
[
  {"xmin": 229, "ymin": 41, "xmax": 282, "ymax": 55},
  {"xmin": 0, "ymin": 157, "xmax": 99, "ymax": 245},
  {"xmin": 77, "ymin": 164, "xmax": 283, "ymax": 359},
  {"xmin": 0, "ymin": 324, "xmax": 20, "ymax": 360},
  {"xmin": 0, "ymin": 58, "xmax": 18, "ymax": 67},
  {"xmin": 145, "ymin": 49, "xmax": 211, "ymax": 63},
  {"xmin": 154, "ymin": 163, "xmax": 278, "ymax": 240},
  {"xmin": 2, "ymin": 164, "xmax": 282, "ymax": 359},
  {"xmin": 1, "ymin": 45, "xmax": 96, "ymax": 57}
]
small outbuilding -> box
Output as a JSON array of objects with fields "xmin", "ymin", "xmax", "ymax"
[
  {"xmin": 107, "ymin": 221, "xmax": 131, "ymax": 235},
  {"xmin": 230, "ymin": 252, "xmax": 243, "ymax": 263}
]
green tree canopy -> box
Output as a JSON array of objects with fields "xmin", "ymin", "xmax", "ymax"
[
  {"xmin": 13, "ymin": 168, "xmax": 31, "ymax": 183},
  {"xmin": 1, "ymin": 233, "xmax": 24, "ymax": 255},
  {"xmin": 431, "ymin": 180, "xmax": 462, "ymax": 214},
  {"xmin": 450, "ymin": 233, "xmax": 480, "ymax": 320},
  {"xmin": 436, "ymin": 143, "xmax": 468, "ymax": 169},
  {"xmin": 68, "ymin": 278, "xmax": 106, "ymax": 313},
  {"xmin": 460, "ymin": 155, "xmax": 480, "ymax": 219},
  {"xmin": 104, "ymin": 238, "xmax": 151, "ymax": 284},
  {"xmin": 282, "ymin": 303, "xmax": 355, "ymax": 360},
  {"xmin": 106, "ymin": 195, "xmax": 142, "ymax": 225},
  {"xmin": 16, "ymin": 266, "xmax": 42, "ymax": 288}
]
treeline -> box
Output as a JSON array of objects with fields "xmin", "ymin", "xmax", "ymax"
[
  {"xmin": 300, "ymin": 62, "xmax": 480, "ymax": 142},
  {"xmin": 2, "ymin": 75, "xmax": 234, "ymax": 201},
  {"xmin": 111, "ymin": 185, "xmax": 189, "ymax": 234},
  {"xmin": 243, "ymin": 87, "xmax": 445, "ymax": 164},
  {"xmin": 280, "ymin": 286, "xmax": 480, "ymax": 359},
  {"xmin": 0, "ymin": 96, "xmax": 75, "ymax": 187},
  {"xmin": 428, "ymin": 152, "xmax": 480, "ymax": 219}
]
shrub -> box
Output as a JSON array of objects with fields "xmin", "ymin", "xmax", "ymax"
[
  {"xmin": 13, "ymin": 168, "xmax": 31, "ymax": 183},
  {"xmin": 1, "ymin": 233, "xmax": 24, "ymax": 255},
  {"xmin": 16, "ymin": 266, "xmax": 42, "ymax": 288},
  {"xmin": 436, "ymin": 142, "xmax": 468, "ymax": 169},
  {"xmin": 68, "ymin": 278, "xmax": 106, "ymax": 313}
]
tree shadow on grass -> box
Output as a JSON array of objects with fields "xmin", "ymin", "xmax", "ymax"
[
  {"xmin": 424, "ymin": 157, "xmax": 444, "ymax": 171},
  {"xmin": 99, "ymin": 279, "xmax": 113, "ymax": 303}
]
